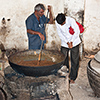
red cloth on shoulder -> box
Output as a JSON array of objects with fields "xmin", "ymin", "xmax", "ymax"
[{"xmin": 69, "ymin": 21, "xmax": 84, "ymax": 35}]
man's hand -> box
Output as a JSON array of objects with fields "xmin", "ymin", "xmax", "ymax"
[
  {"xmin": 70, "ymin": 42, "xmax": 73, "ymax": 48},
  {"xmin": 38, "ymin": 32, "xmax": 45, "ymax": 40},
  {"xmin": 47, "ymin": 5, "xmax": 52, "ymax": 12},
  {"xmin": 47, "ymin": 5, "xmax": 53, "ymax": 24},
  {"xmin": 67, "ymin": 42, "xmax": 73, "ymax": 48},
  {"xmin": 27, "ymin": 29, "xmax": 45, "ymax": 41}
]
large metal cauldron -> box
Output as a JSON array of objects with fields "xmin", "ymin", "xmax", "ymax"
[
  {"xmin": 87, "ymin": 59, "xmax": 100, "ymax": 97},
  {"xmin": 8, "ymin": 49, "xmax": 65, "ymax": 77}
]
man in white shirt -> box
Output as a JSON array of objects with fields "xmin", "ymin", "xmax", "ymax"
[{"xmin": 55, "ymin": 13, "xmax": 81, "ymax": 83}]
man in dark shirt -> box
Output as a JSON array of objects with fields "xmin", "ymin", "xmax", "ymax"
[{"xmin": 25, "ymin": 3, "xmax": 53, "ymax": 50}]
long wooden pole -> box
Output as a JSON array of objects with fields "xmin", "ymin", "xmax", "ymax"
[{"xmin": 38, "ymin": 10, "xmax": 49, "ymax": 64}]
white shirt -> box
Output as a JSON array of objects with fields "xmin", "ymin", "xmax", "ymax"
[{"xmin": 55, "ymin": 16, "xmax": 81, "ymax": 48}]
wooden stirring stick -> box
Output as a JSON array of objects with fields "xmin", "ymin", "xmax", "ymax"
[
  {"xmin": 37, "ymin": 40, "xmax": 43, "ymax": 65},
  {"xmin": 37, "ymin": 51, "xmax": 42, "ymax": 65},
  {"xmin": 37, "ymin": 10, "xmax": 49, "ymax": 65}
]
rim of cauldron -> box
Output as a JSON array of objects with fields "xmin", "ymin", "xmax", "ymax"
[
  {"xmin": 8, "ymin": 49, "xmax": 64, "ymax": 68},
  {"xmin": 88, "ymin": 60, "xmax": 100, "ymax": 77},
  {"xmin": 8, "ymin": 59, "xmax": 63, "ymax": 68}
]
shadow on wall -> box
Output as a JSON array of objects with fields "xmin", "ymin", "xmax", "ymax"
[
  {"xmin": 0, "ymin": 41, "xmax": 6, "ymax": 58},
  {"xmin": 0, "ymin": 41, "xmax": 24, "ymax": 58},
  {"xmin": 76, "ymin": 10, "xmax": 84, "ymax": 25},
  {"xmin": 0, "ymin": 17, "xmax": 11, "ymax": 49},
  {"xmin": 0, "ymin": 17, "xmax": 11, "ymax": 36},
  {"xmin": 64, "ymin": 6, "xmax": 84, "ymax": 24}
]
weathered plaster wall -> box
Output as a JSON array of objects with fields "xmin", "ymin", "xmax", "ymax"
[
  {"xmin": 64, "ymin": 0, "xmax": 84, "ymax": 23},
  {"xmin": 64, "ymin": 0, "xmax": 84, "ymax": 59},
  {"xmin": 84, "ymin": 0, "xmax": 100, "ymax": 53},
  {"xmin": 0, "ymin": 0, "xmax": 29, "ymax": 50},
  {"xmin": 1, "ymin": 0, "xmax": 98, "ymax": 53},
  {"xmin": 0, "ymin": 0, "xmax": 84, "ymax": 51},
  {"xmin": 0, "ymin": 0, "xmax": 64, "ymax": 50},
  {"xmin": 46, "ymin": 0, "xmax": 85, "ymax": 50}
]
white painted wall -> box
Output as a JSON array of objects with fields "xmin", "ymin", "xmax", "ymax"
[
  {"xmin": 0, "ymin": 0, "xmax": 64, "ymax": 50},
  {"xmin": 0, "ymin": 0, "xmax": 99, "ymax": 53},
  {"xmin": 64, "ymin": 0, "xmax": 84, "ymax": 22},
  {"xmin": 84, "ymin": 0, "xmax": 100, "ymax": 52}
]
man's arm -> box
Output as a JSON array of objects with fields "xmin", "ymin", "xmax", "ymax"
[
  {"xmin": 70, "ymin": 18, "xmax": 80, "ymax": 42},
  {"xmin": 48, "ymin": 5, "xmax": 53, "ymax": 24},
  {"xmin": 27, "ymin": 29, "xmax": 45, "ymax": 40},
  {"xmin": 67, "ymin": 42, "xmax": 73, "ymax": 48}
]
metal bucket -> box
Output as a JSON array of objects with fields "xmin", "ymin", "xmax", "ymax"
[{"xmin": 8, "ymin": 49, "xmax": 65, "ymax": 76}]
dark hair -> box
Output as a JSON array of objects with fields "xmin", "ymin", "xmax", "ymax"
[
  {"xmin": 56, "ymin": 13, "xmax": 66, "ymax": 24},
  {"xmin": 34, "ymin": 3, "xmax": 45, "ymax": 12}
]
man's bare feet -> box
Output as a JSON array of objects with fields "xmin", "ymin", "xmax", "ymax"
[{"xmin": 70, "ymin": 80, "xmax": 75, "ymax": 83}]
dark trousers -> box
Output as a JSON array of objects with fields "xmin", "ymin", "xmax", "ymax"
[{"xmin": 61, "ymin": 45, "xmax": 80, "ymax": 81}]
